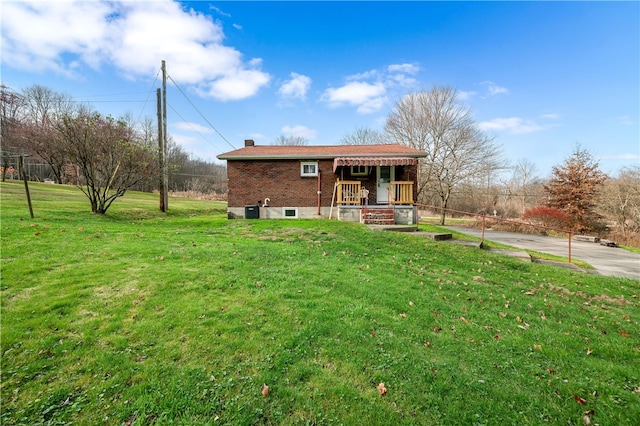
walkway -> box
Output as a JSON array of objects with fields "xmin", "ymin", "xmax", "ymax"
[{"xmin": 443, "ymin": 226, "xmax": 640, "ymax": 280}]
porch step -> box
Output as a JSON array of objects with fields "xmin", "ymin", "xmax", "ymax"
[{"xmin": 361, "ymin": 208, "xmax": 395, "ymax": 225}]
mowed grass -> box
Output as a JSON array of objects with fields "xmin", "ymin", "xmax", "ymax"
[{"xmin": 1, "ymin": 182, "xmax": 639, "ymax": 425}]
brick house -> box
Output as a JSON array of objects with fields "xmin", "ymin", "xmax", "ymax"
[{"xmin": 217, "ymin": 140, "xmax": 427, "ymax": 224}]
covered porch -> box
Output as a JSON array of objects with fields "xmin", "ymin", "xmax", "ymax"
[{"xmin": 332, "ymin": 180, "xmax": 418, "ymax": 225}]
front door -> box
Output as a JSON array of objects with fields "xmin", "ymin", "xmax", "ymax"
[{"xmin": 376, "ymin": 166, "xmax": 394, "ymax": 204}]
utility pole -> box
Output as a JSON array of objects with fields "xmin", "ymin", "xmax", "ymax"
[
  {"xmin": 161, "ymin": 60, "xmax": 169, "ymax": 211},
  {"xmin": 157, "ymin": 88, "xmax": 165, "ymax": 212},
  {"xmin": 157, "ymin": 60, "xmax": 169, "ymax": 212}
]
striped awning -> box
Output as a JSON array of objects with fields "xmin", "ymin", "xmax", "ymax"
[{"xmin": 333, "ymin": 157, "xmax": 418, "ymax": 172}]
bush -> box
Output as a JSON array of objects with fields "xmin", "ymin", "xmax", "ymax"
[{"xmin": 523, "ymin": 205, "xmax": 570, "ymax": 230}]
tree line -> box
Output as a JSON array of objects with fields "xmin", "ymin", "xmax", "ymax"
[
  {"xmin": 1, "ymin": 84, "xmax": 226, "ymax": 213},
  {"xmin": 337, "ymin": 86, "xmax": 639, "ymax": 244}
]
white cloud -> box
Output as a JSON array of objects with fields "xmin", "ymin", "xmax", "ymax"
[
  {"xmin": 478, "ymin": 117, "xmax": 544, "ymax": 134},
  {"xmin": 617, "ymin": 115, "xmax": 634, "ymax": 126},
  {"xmin": 172, "ymin": 121, "xmax": 214, "ymax": 134},
  {"xmin": 278, "ymin": 72, "xmax": 312, "ymax": 101},
  {"xmin": 1, "ymin": 0, "xmax": 270, "ymax": 101},
  {"xmin": 320, "ymin": 63, "xmax": 419, "ymax": 114},
  {"xmin": 458, "ymin": 91, "xmax": 477, "ymax": 101},
  {"xmin": 321, "ymin": 81, "xmax": 387, "ymax": 114},
  {"xmin": 282, "ymin": 125, "xmax": 318, "ymax": 140},
  {"xmin": 387, "ymin": 63, "xmax": 420, "ymax": 75},
  {"xmin": 540, "ymin": 113, "xmax": 560, "ymax": 119},
  {"xmin": 480, "ymin": 81, "xmax": 509, "ymax": 96}
]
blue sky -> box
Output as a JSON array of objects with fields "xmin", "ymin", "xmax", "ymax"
[{"xmin": 2, "ymin": 1, "xmax": 638, "ymax": 176}]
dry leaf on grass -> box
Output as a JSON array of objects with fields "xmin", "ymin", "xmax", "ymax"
[
  {"xmin": 261, "ymin": 384, "xmax": 269, "ymax": 397},
  {"xmin": 376, "ymin": 382, "xmax": 387, "ymax": 396},
  {"xmin": 574, "ymin": 395, "xmax": 587, "ymax": 405}
]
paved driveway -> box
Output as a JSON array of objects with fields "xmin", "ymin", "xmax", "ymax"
[{"xmin": 444, "ymin": 226, "xmax": 640, "ymax": 280}]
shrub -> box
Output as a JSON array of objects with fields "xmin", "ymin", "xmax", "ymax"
[{"xmin": 523, "ymin": 205, "xmax": 570, "ymax": 230}]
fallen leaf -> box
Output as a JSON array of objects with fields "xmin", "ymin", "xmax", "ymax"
[
  {"xmin": 583, "ymin": 410, "xmax": 595, "ymax": 425},
  {"xmin": 574, "ymin": 395, "xmax": 587, "ymax": 405},
  {"xmin": 376, "ymin": 382, "xmax": 387, "ymax": 396},
  {"xmin": 433, "ymin": 327, "xmax": 442, "ymax": 333},
  {"xmin": 525, "ymin": 291, "xmax": 535, "ymax": 296},
  {"xmin": 460, "ymin": 317, "xmax": 470, "ymax": 325},
  {"xmin": 399, "ymin": 313, "xmax": 407, "ymax": 318},
  {"xmin": 255, "ymin": 281, "xmax": 262, "ymax": 287},
  {"xmin": 498, "ymin": 312, "xmax": 507, "ymax": 318},
  {"xmin": 34, "ymin": 232, "xmax": 41, "ymax": 236},
  {"xmin": 425, "ymin": 341, "xmax": 432, "ymax": 347},
  {"xmin": 409, "ymin": 301, "xmax": 414, "ymax": 306},
  {"xmin": 371, "ymin": 332, "xmax": 377, "ymax": 338},
  {"xmin": 619, "ymin": 330, "xmax": 631, "ymax": 338},
  {"xmin": 533, "ymin": 344, "xmax": 542, "ymax": 351},
  {"xmin": 494, "ymin": 334, "xmax": 500, "ymax": 340},
  {"xmin": 261, "ymin": 384, "xmax": 269, "ymax": 397},
  {"xmin": 158, "ymin": 256, "xmax": 164, "ymax": 261},
  {"xmin": 472, "ymin": 276, "xmax": 486, "ymax": 282},
  {"xmin": 516, "ymin": 316, "xmax": 522, "ymax": 323},
  {"xmin": 586, "ymin": 348, "xmax": 593, "ymax": 356}
]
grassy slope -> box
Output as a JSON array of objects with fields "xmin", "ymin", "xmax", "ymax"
[{"xmin": 1, "ymin": 182, "xmax": 639, "ymax": 425}]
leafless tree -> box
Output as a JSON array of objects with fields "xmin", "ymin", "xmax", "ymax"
[
  {"xmin": 597, "ymin": 165, "xmax": 640, "ymax": 238},
  {"xmin": 385, "ymin": 86, "xmax": 504, "ymax": 224},
  {"xmin": 500, "ymin": 158, "xmax": 539, "ymax": 215},
  {"xmin": 272, "ymin": 135, "xmax": 308, "ymax": 146},
  {"xmin": 340, "ymin": 126, "xmax": 384, "ymax": 145},
  {"xmin": 53, "ymin": 111, "xmax": 158, "ymax": 214},
  {"xmin": 0, "ymin": 85, "xmax": 26, "ymax": 181},
  {"xmin": 21, "ymin": 85, "xmax": 76, "ymax": 183}
]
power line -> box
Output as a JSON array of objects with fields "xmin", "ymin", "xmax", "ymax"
[
  {"xmin": 166, "ymin": 102, "xmax": 222, "ymax": 152},
  {"xmin": 166, "ymin": 73, "xmax": 236, "ymax": 150}
]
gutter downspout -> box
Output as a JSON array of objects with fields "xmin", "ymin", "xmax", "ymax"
[{"xmin": 317, "ymin": 170, "xmax": 322, "ymax": 216}]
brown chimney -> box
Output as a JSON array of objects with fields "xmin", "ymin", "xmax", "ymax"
[{"xmin": 244, "ymin": 139, "xmax": 255, "ymax": 147}]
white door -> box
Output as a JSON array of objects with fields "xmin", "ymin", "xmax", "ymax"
[{"xmin": 376, "ymin": 166, "xmax": 394, "ymax": 204}]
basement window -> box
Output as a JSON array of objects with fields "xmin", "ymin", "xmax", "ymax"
[
  {"xmin": 282, "ymin": 207, "xmax": 298, "ymax": 218},
  {"xmin": 300, "ymin": 162, "xmax": 318, "ymax": 177}
]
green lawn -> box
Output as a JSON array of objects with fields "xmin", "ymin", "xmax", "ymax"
[{"xmin": 2, "ymin": 182, "xmax": 639, "ymax": 425}]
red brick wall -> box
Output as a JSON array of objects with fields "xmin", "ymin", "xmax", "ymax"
[
  {"xmin": 227, "ymin": 159, "xmax": 337, "ymax": 208},
  {"xmin": 226, "ymin": 160, "xmax": 419, "ymax": 208}
]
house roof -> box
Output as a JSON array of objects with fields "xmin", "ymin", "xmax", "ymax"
[{"xmin": 217, "ymin": 143, "xmax": 428, "ymax": 161}]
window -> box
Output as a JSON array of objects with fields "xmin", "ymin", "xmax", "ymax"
[
  {"xmin": 282, "ymin": 207, "xmax": 298, "ymax": 218},
  {"xmin": 350, "ymin": 165, "xmax": 369, "ymax": 176},
  {"xmin": 300, "ymin": 162, "xmax": 318, "ymax": 177}
]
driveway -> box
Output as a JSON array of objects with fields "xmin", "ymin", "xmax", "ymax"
[{"xmin": 443, "ymin": 226, "xmax": 640, "ymax": 280}]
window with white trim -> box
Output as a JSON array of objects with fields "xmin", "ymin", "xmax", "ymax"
[{"xmin": 300, "ymin": 162, "xmax": 318, "ymax": 177}]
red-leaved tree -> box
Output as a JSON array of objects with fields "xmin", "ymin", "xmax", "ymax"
[{"xmin": 543, "ymin": 146, "xmax": 607, "ymax": 233}]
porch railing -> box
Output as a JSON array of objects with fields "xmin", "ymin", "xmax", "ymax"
[
  {"xmin": 390, "ymin": 181, "xmax": 414, "ymax": 205},
  {"xmin": 336, "ymin": 180, "xmax": 361, "ymax": 205}
]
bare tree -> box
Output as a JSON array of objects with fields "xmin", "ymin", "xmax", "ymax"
[
  {"xmin": 21, "ymin": 85, "xmax": 76, "ymax": 183},
  {"xmin": 501, "ymin": 158, "xmax": 539, "ymax": 215},
  {"xmin": 385, "ymin": 86, "xmax": 504, "ymax": 224},
  {"xmin": 0, "ymin": 85, "xmax": 25, "ymax": 181},
  {"xmin": 597, "ymin": 165, "xmax": 640, "ymax": 238},
  {"xmin": 544, "ymin": 145, "xmax": 608, "ymax": 232},
  {"xmin": 53, "ymin": 111, "xmax": 158, "ymax": 214},
  {"xmin": 340, "ymin": 126, "xmax": 384, "ymax": 145},
  {"xmin": 272, "ymin": 135, "xmax": 308, "ymax": 146}
]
